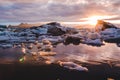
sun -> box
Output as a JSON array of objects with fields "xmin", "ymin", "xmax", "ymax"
[
  {"xmin": 87, "ymin": 15, "xmax": 118, "ymax": 25},
  {"xmin": 87, "ymin": 16, "xmax": 102, "ymax": 25},
  {"xmin": 79, "ymin": 15, "xmax": 118, "ymax": 26},
  {"xmin": 80, "ymin": 15, "xmax": 106, "ymax": 26}
]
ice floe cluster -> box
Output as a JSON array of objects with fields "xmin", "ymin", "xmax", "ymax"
[{"xmin": 0, "ymin": 21, "xmax": 119, "ymax": 48}]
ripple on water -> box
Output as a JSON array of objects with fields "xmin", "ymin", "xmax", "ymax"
[
  {"xmin": 0, "ymin": 43, "xmax": 120, "ymax": 67},
  {"xmin": 52, "ymin": 43, "xmax": 120, "ymax": 65}
]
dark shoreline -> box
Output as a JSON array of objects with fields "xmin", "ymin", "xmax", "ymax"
[{"xmin": 0, "ymin": 63, "xmax": 120, "ymax": 80}]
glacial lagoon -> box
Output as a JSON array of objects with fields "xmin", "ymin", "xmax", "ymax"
[
  {"xmin": 0, "ymin": 43, "xmax": 119, "ymax": 80},
  {"xmin": 0, "ymin": 21, "xmax": 120, "ymax": 80}
]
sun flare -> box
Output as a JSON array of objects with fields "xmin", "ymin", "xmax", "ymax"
[
  {"xmin": 80, "ymin": 15, "xmax": 118, "ymax": 26},
  {"xmin": 88, "ymin": 16, "xmax": 102, "ymax": 25}
]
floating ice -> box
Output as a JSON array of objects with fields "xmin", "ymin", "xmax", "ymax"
[
  {"xmin": 58, "ymin": 61, "xmax": 88, "ymax": 71},
  {"xmin": 39, "ymin": 51, "xmax": 56, "ymax": 56}
]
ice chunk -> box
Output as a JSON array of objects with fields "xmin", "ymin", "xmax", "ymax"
[
  {"xmin": 41, "ymin": 45, "xmax": 53, "ymax": 51},
  {"xmin": 84, "ymin": 39, "xmax": 103, "ymax": 46},
  {"xmin": 0, "ymin": 36, "xmax": 10, "ymax": 41},
  {"xmin": 42, "ymin": 39, "xmax": 51, "ymax": 45},
  {"xmin": 30, "ymin": 52, "xmax": 37, "ymax": 56},
  {"xmin": 39, "ymin": 51, "xmax": 56, "ymax": 56},
  {"xmin": 58, "ymin": 61, "xmax": 88, "ymax": 71},
  {"xmin": 100, "ymin": 28, "xmax": 116, "ymax": 35},
  {"xmin": 1, "ymin": 44, "xmax": 13, "ymax": 48},
  {"xmin": 87, "ymin": 32, "xmax": 101, "ymax": 40},
  {"xmin": 21, "ymin": 47, "xmax": 26, "ymax": 54}
]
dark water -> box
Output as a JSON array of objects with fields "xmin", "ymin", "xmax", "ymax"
[
  {"xmin": 0, "ymin": 43, "xmax": 120, "ymax": 80},
  {"xmin": 1, "ymin": 64, "xmax": 120, "ymax": 80},
  {"xmin": 0, "ymin": 48, "xmax": 22, "ymax": 64}
]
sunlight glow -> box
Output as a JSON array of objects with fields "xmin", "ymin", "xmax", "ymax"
[
  {"xmin": 80, "ymin": 15, "xmax": 118, "ymax": 25},
  {"xmin": 88, "ymin": 16, "xmax": 102, "ymax": 25}
]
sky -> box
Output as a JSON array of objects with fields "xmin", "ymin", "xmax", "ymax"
[{"xmin": 0, "ymin": 0, "xmax": 120, "ymax": 25}]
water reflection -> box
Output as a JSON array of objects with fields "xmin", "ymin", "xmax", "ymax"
[
  {"xmin": 0, "ymin": 48, "xmax": 22, "ymax": 64},
  {"xmin": 53, "ymin": 43, "xmax": 120, "ymax": 66},
  {"xmin": 0, "ymin": 42, "xmax": 120, "ymax": 67}
]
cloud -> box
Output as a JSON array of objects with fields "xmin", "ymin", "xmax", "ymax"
[{"xmin": 0, "ymin": 0, "xmax": 120, "ymax": 24}]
